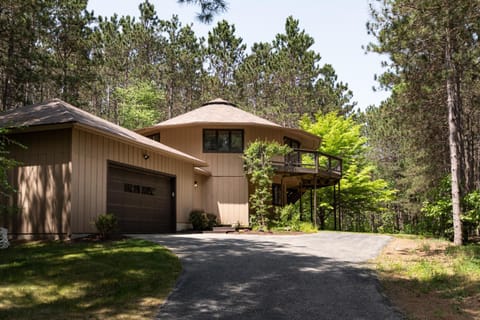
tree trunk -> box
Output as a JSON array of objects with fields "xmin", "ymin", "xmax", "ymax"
[
  {"xmin": 445, "ymin": 31, "xmax": 463, "ymax": 246},
  {"xmin": 464, "ymin": 116, "xmax": 475, "ymax": 193},
  {"xmin": 318, "ymin": 207, "xmax": 325, "ymax": 230}
]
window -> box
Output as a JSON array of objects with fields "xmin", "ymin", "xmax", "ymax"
[
  {"xmin": 284, "ymin": 136, "xmax": 301, "ymax": 165},
  {"xmin": 147, "ymin": 133, "xmax": 160, "ymax": 142},
  {"xmin": 284, "ymin": 136, "xmax": 300, "ymax": 149},
  {"xmin": 124, "ymin": 183, "xmax": 155, "ymax": 196},
  {"xmin": 203, "ymin": 129, "xmax": 244, "ymax": 153},
  {"xmin": 272, "ymin": 184, "xmax": 282, "ymax": 206}
]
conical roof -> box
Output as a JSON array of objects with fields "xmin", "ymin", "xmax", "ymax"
[
  {"xmin": 150, "ymin": 98, "xmax": 281, "ymax": 128},
  {"xmin": 137, "ymin": 98, "xmax": 321, "ymax": 149}
]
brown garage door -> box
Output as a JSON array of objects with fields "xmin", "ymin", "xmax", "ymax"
[{"xmin": 107, "ymin": 162, "xmax": 175, "ymax": 233}]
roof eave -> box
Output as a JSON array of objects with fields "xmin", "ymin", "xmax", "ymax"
[
  {"xmin": 136, "ymin": 121, "xmax": 282, "ymax": 134},
  {"xmin": 73, "ymin": 123, "xmax": 208, "ymax": 167},
  {"xmin": 137, "ymin": 122, "xmax": 321, "ymax": 150}
]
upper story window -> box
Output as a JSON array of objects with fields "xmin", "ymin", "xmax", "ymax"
[
  {"xmin": 284, "ymin": 136, "xmax": 300, "ymax": 149},
  {"xmin": 203, "ymin": 129, "xmax": 244, "ymax": 153},
  {"xmin": 284, "ymin": 136, "xmax": 301, "ymax": 165},
  {"xmin": 147, "ymin": 133, "xmax": 160, "ymax": 142}
]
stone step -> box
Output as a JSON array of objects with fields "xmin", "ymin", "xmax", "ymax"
[{"xmin": 210, "ymin": 226, "xmax": 236, "ymax": 233}]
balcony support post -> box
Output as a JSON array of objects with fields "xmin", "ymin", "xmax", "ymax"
[
  {"xmin": 313, "ymin": 174, "xmax": 317, "ymax": 228},
  {"xmin": 310, "ymin": 188, "xmax": 313, "ymax": 222},
  {"xmin": 333, "ymin": 183, "xmax": 337, "ymax": 231},
  {"xmin": 299, "ymin": 182, "xmax": 303, "ymax": 220},
  {"xmin": 338, "ymin": 180, "xmax": 342, "ymax": 231}
]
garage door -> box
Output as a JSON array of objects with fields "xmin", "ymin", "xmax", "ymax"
[{"xmin": 107, "ymin": 162, "xmax": 175, "ymax": 233}]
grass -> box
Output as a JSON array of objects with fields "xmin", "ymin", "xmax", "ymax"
[
  {"xmin": 266, "ymin": 221, "xmax": 318, "ymax": 233},
  {"xmin": 0, "ymin": 238, "xmax": 181, "ymax": 320},
  {"xmin": 376, "ymin": 237, "xmax": 480, "ymax": 319}
]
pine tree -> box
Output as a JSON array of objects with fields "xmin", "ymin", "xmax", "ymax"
[
  {"xmin": 160, "ymin": 15, "xmax": 205, "ymax": 118},
  {"xmin": 368, "ymin": 0, "xmax": 480, "ymax": 244},
  {"xmin": 205, "ymin": 20, "xmax": 246, "ymax": 101}
]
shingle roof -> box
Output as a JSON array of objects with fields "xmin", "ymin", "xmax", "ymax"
[
  {"xmin": 150, "ymin": 98, "xmax": 282, "ymax": 128},
  {"xmin": 0, "ymin": 99, "xmax": 207, "ymax": 166},
  {"xmin": 137, "ymin": 98, "xmax": 321, "ymax": 149}
]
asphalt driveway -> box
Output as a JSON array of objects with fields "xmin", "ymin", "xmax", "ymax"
[{"xmin": 136, "ymin": 232, "xmax": 403, "ymax": 320}]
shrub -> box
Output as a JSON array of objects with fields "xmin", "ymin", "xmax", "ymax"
[
  {"xmin": 275, "ymin": 204, "xmax": 300, "ymax": 229},
  {"xmin": 94, "ymin": 214, "xmax": 118, "ymax": 240},
  {"xmin": 297, "ymin": 222, "xmax": 317, "ymax": 233},
  {"xmin": 189, "ymin": 211, "xmax": 217, "ymax": 231},
  {"xmin": 206, "ymin": 213, "xmax": 218, "ymax": 229},
  {"xmin": 273, "ymin": 204, "xmax": 317, "ymax": 233},
  {"xmin": 189, "ymin": 210, "xmax": 206, "ymax": 230}
]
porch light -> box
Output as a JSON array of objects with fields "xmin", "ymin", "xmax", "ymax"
[
  {"xmin": 143, "ymin": 153, "xmax": 150, "ymax": 160},
  {"xmin": 194, "ymin": 181, "xmax": 198, "ymax": 188}
]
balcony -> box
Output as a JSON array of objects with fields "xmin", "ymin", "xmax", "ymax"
[{"xmin": 272, "ymin": 149, "xmax": 342, "ymax": 187}]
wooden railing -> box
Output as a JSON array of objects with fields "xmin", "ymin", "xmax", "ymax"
[{"xmin": 272, "ymin": 148, "xmax": 342, "ymax": 177}]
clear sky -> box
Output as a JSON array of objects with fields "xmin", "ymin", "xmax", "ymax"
[{"xmin": 87, "ymin": 0, "xmax": 390, "ymax": 111}]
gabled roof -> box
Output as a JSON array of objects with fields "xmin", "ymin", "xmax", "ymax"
[
  {"xmin": 137, "ymin": 98, "xmax": 321, "ymax": 149},
  {"xmin": 0, "ymin": 99, "xmax": 207, "ymax": 167}
]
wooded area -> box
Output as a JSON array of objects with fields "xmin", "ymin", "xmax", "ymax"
[
  {"xmin": 1, "ymin": 0, "xmax": 480, "ymax": 243},
  {"xmin": 0, "ymin": 0, "xmax": 353, "ymax": 127},
  {"xmin": 365, "ymin": 0, "xmax": 480, "ymax": 244}
]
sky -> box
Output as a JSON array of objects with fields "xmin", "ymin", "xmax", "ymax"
[{"xmin": 87, "ymin": 0, "xmax": 391, "ymax": 111}]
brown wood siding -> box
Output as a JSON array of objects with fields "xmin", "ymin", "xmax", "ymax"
[
  {"xmin": 156, "ymin": 125, "xmax": 291, "ymax": 225},
  {"xmin": 4, "ymin": 129, "xmax": 72, "ymax": 236},
  {"xmin": 71, "ymin": 127, "xmax": 195, "ymax": 233},
  {"xmin": 193, "ymin": 173, "xmax": 206, "ymax": 211},
  {"xmin": 211, "ymin": 177, "xmax": 249, "ymax": 225}
]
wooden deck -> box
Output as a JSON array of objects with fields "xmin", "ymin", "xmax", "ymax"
[{"xmin": 272, "ymin": 149, "xmax": 342, "ymax": 187}]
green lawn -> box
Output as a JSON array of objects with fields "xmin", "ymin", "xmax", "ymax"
[{"xmin": 0, "ymin": 238, "xmax": 181, "ymax": 320}]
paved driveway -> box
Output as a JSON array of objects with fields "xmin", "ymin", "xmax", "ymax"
[{"xmin": 136, "ymin": 232, "xmax": 403, "ymax": 320}]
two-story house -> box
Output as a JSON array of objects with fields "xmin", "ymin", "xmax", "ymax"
[
  {"xmin": 138, "ymin": 98, "xmax": 342, "ymax": 227},
  {"xmin": 0, "ymin": 98, "xmax": 341, "ymax": 238}
]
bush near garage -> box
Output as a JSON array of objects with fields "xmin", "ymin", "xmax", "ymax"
[
  {"xmin": 189, "ymin": 211, "xmax": 217, "ymax": 231},
  {"xmin": 94, "ymin": 213, "xmax": 118, "ymax": 239}
]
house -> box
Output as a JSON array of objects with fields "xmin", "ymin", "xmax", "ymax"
[
  {"xmin": 0, "ymin": 99, "xmax": 206, "ymax": 238},
  {"xmin": 0, "ymin": 98, "xmax": 341, "ymax": 238},
  {"xmin": 137, "ymin": 98, "xmax": 342, "ymax": 227}
]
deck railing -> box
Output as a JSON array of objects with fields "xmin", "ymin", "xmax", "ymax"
[{"xmin": 272, "ymin": 148, "xmax": 342, "ymax": 177}]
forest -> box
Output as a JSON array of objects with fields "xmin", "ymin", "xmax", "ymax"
[{"xmin": 1, "ymin": 0, "xmax": 480, "ymax": 244}]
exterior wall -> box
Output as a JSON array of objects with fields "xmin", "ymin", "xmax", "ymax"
[
  {"xmin": 157, "ymin": 125, "xmax": 291, "ymax": 226},
  {"xmin": 193, "ymin": 173, "xmax": 206, "ymax": 211},
  {"xmin": 3, "ymin": 129, "xmax": 72, "ymax": 237},
  {"xmin": 211, "ymin": 177, "xmax": 249, "ymax": 225},
  {"xmin": 70, "ymin": 127, "xmax": 196, "ymax": 233}
]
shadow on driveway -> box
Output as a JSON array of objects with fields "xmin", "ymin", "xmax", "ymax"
[{"xmin": 137, "ymin": 233, "xmax": 403, "ymax": 320}]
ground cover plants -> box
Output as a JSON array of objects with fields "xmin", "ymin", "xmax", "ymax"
[{"xmin": 376, "ymin": 236, "xmax": 480, "ymax": 319}]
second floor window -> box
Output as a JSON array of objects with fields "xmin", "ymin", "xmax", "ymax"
[
  {"xmin": 147, "ymin": 133, "xmax": 160, "ymax": 142},
  {"xmin": 284, "ymin": 136, "xmax": 301, "ymax": 165},
  {"xmin": 203, "ymin": 129, "xmax": 244, "ymax": 153}
]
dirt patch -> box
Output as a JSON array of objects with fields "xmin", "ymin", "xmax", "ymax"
[{"xmin": 377, "ymin": 238, "xmax": 480, "ymax": 320}]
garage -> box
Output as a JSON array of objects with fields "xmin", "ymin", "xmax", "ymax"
[{"xmin": 107, "ymin": 162, "xmax": 176, "ymax": 233}]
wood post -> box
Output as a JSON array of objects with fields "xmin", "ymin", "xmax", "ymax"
[
  {"xmin": 338, "ymin": 180, "xmax": 342, "ymax": 231},
  {"xmin": 299, "ymin": 182, "xmax": 303, "ymax": 220},
  {"xmin": 313, "ymin": 175, "xmax": 317, "ymax": 228},
  {"xmin": 333, "ymin": 183, "xmax": 337, "ymax": 230},
  {"xmin": 310, "ymin": 188, "xmax": 313, "ymax": 222}
]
